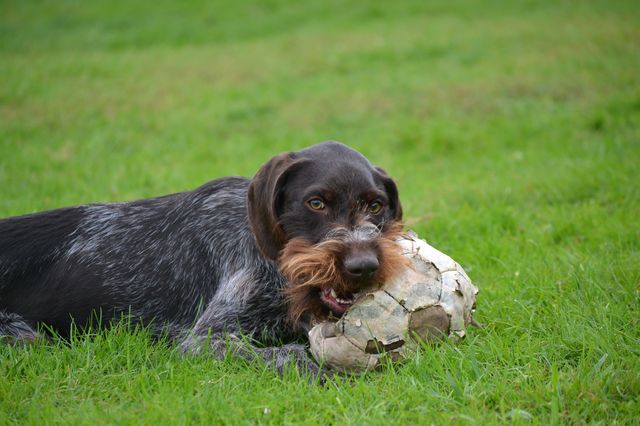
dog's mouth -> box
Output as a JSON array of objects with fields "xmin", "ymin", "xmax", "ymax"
[
  {"xmin": 319, "ymin": 287, "xmax": 357, "ymax": 316},
  {"xmin": 280, "ymin": 224, "xmax": 408, "ymax": 324}
]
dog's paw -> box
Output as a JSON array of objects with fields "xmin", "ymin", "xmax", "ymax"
[
  {"xmin": 179, "ymin": 333, "xmax": 332, "ymax": 383},
  {"xmin": 264, "ymin": 343, "xmax": 332, "ymax": 384}
]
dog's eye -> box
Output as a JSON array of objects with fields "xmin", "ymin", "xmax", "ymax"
[
  {"xmin": 367, "ymin": 200, "xmax": 384, "ymax": 214},
  {"xmin": 308, "ymin": 198, "xmax": 326, "ymax": 211}
]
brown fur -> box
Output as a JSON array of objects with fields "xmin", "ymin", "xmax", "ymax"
[{"xmin": 279, "ymin": 222, "xmax": 408, "ymax": 322}]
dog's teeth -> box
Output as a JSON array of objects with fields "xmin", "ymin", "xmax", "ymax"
[{"xmin": 329, "ymin": 288, "xmax": 354, "ymax": 305}]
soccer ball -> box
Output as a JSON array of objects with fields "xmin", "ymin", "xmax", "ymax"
[{"xmin": 308, "ymin": 232, "xmax": 479, "ymax": 373}]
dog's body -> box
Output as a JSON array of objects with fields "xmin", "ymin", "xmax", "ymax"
[
  {"xmin": 1, "ymin": 178, "xmax": 290, "ymax": 341},
  {"xmin": 0, "ymin": 142, "xmax": 403, "ymax": 373}
]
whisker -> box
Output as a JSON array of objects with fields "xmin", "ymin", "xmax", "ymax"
[{"xmin": 278, "ymin": 221, "xmax": 407, "ymax": 323}]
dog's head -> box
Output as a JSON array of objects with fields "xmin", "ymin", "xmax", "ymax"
[{"xmin": 248, "ymin": 141, "xmax": 406, "ymax": 324}]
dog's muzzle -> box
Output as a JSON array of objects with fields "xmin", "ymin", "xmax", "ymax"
[{"xmin": 280, "ymin": 220, "xmax": 406, "ymax": 322}]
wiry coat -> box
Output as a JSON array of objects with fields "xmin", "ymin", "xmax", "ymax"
[
  {"xmin": 0, "ymin": 142, "xmax": 404, "ymax": 376},
  {"xmin": 0, "ymin": 179, "xmax": 292, "ymax": 340}
]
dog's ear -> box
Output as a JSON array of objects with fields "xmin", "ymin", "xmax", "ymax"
[
  {"xmin": 248, "ymin": 152, "xmax": 305, "ymax": 260},
  {"xmin": 375, "ymin": 167, "xmax": 403, "ymax": 221}
]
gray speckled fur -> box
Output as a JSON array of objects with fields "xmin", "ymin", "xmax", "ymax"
[
  {"xmin": 324, "ymin": 222, "xmax": 381, "ymax": 244},
  {"xmin": 0, "ymin": 177, "xmax": 310, "ymax": 374}
]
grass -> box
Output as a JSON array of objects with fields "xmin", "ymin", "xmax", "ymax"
[{"xmin": 1, "ymin": 0, "xmax": 639, "ymax": 423}]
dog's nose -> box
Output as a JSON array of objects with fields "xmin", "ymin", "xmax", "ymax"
[{"xmin": 344, "ymin": 253, "xmax": 379, "ymax": 280}]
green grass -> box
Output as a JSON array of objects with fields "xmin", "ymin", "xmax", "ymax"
[{"xmin": 1, "ymin": 0, "xmax": 639, "ymax": 423}]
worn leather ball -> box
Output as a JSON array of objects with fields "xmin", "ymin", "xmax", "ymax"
[{"xmin": 308, "ymin": 233, "xmax": 479, "ymax": 372}]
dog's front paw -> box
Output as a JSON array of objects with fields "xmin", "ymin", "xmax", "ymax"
[{"xmin": 264, "ymin": 343, "xmax": 331, "ymax": 383}]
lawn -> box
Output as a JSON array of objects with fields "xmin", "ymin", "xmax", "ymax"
[{"xmin": 1, "ymin": 0, "xmax": 639, "ymax": 423}]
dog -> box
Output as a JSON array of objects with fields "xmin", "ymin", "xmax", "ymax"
[{"xmin": 0, "ymin": 141, "xmax": 405, "ymax": 375}]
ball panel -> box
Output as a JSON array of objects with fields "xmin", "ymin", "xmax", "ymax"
[
  {"xmin": 439, "ymin": 270, "xmax": 467, "ymax": 338},
  {"xmin": 364, "ymin": 336, "xmax": 405, "ymax": 354},
  {"xmin": 308, "ymin": 323, "xmax": 379, "ymax": 372},
  {"xmin": 408, "ymin": 305, "xmax": 450, "ymax": 343},
  {"xmin": 383, "ymin": 266, "xmax": 441, "ymax": 312},
  {"xmin": 455, "ymin": 265, "xmax": 480, "ymax": 324},
  {"xmin": 338, "ymin": 291, "xmax": 409, "ymax": 352},
  {"xmin": 401, "ymin": 236, "xmax": 458, "ymax": 273}
]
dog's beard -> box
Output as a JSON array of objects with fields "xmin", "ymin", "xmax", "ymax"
[{"xmin": 279, "ymin": 222, "xmax": 407, "ymax": 323}]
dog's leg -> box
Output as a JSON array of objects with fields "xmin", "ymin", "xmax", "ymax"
[
  {"xmin": 180, "ymin": 332, "xmax": 323, "ymax": 380},
  {"xmin": 0, "ymin": 311, "xmax": 46, "ymax": 345}
]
